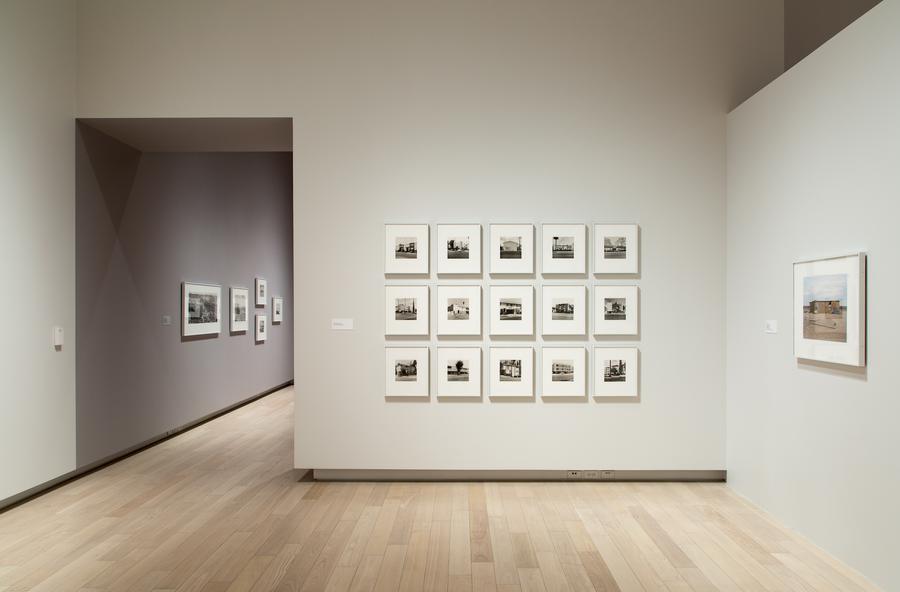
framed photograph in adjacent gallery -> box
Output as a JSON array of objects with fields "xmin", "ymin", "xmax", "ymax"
[
  {"xmin": 385, "ymin": 347, "xmax": 430, "ymax": 398},
  {"xmin": 272, "ymin": 297, "xmax": 284, "ymax": 324},
  {"xmin": 542, "ymin": 285, "xmax": 586, "ymax": 336},
  {"xmin": 593, "ymin": 224, "xmax": 639, "ymax": 275},
  {"xmin": 230, "ymin": 287, "xmax": 250, "ymax": 333},
  {"xmin": 437, "ymin": 347, "xmax": 482, "ymax": 398},
  {"xmin": 182, "ymin": 282, "xmax": 221, "ymax": 337},
  {"xmin": 593, "ymin": 347, "xmax": 639, "ymax": 398},
  {"xmin": 385, "ymin": 285, "xmax": 430, "ymax": 336},
  {"xmin": 437, "ymin": 285, "xmax": 481, "ymax": 336},
  {"xmin": 489, "ymin": 285, "xmax": 534, "ymax": 336},
  {"xmin": 255, "ymin": 314, "xmax": 267, "ymax": 342},
  {"xmin": 385, "ymin": 224, "xmax": 429, "ymax": 275},
  {"xmin": 593, "ymin": 285, "xmax": 639, "ymax": 335},
  {"xmin": 437, "ymin": 224, "xmax": 481, "ymax": 275},
  {"xmin": 489, "ymin": 224, "xmax": 534, "ymax": 274},
  {"xmin": 541, "ymin": 347, "xmax": 586, "ymax": 398},
  {"xmin": 255, "ymin": 277, "xmax": 267, "ymax": 306},
  {"xmin": 489, "ymin": 347, "xmax": 534, "ymax": 398},
  {"xmin": 542, "ymin": 224, "xmax": 586, "ymax": 275},
  {"xmin": 794, "ymin": 253, "xmax": 866, "ymax": 366}
]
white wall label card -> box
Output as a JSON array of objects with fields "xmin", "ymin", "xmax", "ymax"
[{"xmin": 331, "ymin": 318, "xmax": 354, "ymax": 330}]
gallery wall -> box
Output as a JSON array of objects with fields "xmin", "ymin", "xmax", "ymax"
[
  {"xmin": 74, "ymin": 0, "xmax": 784, "ymax": 473},
  {"xmin": 76, "ymin": 123, "xmax": 294, "ymax": 467},
  {"xmin": 726, "ymin": 0, "xmax": 900, "ymax": 588},
  {"xmin": 0, "ymin": 0, "xmax": 77, "ymax": 503}
]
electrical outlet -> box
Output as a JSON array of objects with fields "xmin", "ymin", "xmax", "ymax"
[
  {"xmin": 566, "ymin": 470, "xmax": 582, "ymax": 480},
  {"xmin": 600, "ymin": 470, "xmax": 615, "ymax": 481},
  {"xmin": 584, "ymin": 471, "xmax": 600, "ymax": 480}
]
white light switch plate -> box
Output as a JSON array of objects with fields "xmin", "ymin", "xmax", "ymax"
[
  {"xmin": 765, "ymin": 320, "xmax": 778, "ymax": 334},
  {"xmin": 52, "ymin": 326, "xmax": 64, "ymax": 347},
  {"xmin": 332, "ymin": 318, "xmax": 354, "ymax": 331}
]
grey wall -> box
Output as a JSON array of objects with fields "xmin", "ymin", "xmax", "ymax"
[
  {"xmin": 0, "ymin": 0, "xmax": 77, "ymax": 503},
  {"xmin": 784, "ymin": 0, "xmax": 882, "ymax": 69},
  {"xmin": 727, "ymin": 1, "xmax": 900, "ymax": 588},
  {"xmin": 76, "ymin": 123, "xmax": 293, "ymax": 468}
]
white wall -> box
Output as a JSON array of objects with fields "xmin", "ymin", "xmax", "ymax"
[
  {"xmin": 75, "ymin": 0, "xmax": 783, "ymax": 474},
  {"xmin": 0, "ymin": 0, "xmax": 77, "ymax": 502},
  {"xmin": 726, "ymin": 1, "xmax": 900, "ymax": 588}
]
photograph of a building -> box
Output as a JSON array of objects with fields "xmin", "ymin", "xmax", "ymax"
[
  {"xmin": 551, "ymin": 236, "xmax": 575, "ymax": 259},
  {"xmin": 499, "ymin": 236, "xmax": 522, "ymax": 259},
  {"xmin": 394, "ymin": 360, "xmax": 418, "ymax": 382},
  {"xmin": 395, "ymin": 237, "xmax": 418, "ymax": 259},
  {"xmin": 604, "ymin": 359, "xmax": 626, "ymax": 382},
  {"xmin": 395, "ymin": 298, "xmax": 417, "ymax": 320},
  {"xmin": 604, "ymin": 236, "xmax": 627, "ymax": 259},
  {"xmin": 233, "ymin": 294, "xmax": 247, "ymax": 322},
  {"xmin": 552, "ymin": 299, "xmax": 574, "ymax": 320},
  {"xmin": 604, "ymin": 298, "xmax": 626, "ymax": 320},
  {"xmin": 447, "ymin": 237, "xmax": 470, "ymax": 259},
  {"xmin": 499, "ymin": 359, "xmax": 521, "ymax": 381},
  {"xmin": 551, "ymin": 360, "xmax": 574, "ymax": 382},
  {"xmin": 447, "ymin": 298, "xmax": 470, "ymax": 320},
  {"xmin": 499, "ymin": 298, "xmax": 522, "ymax": 320},
  {"xmin": 188, "ymin": 293, "xmax": 218, "ymax": 324},
  {"xmin": 447, "ymin": 359, "xmax": 470, "ymax": 382},
  {"xmin": 803, "ymin": 273, "xmax": 848, "ymax": 342}
]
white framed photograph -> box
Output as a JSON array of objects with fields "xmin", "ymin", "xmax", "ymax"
[
  {"xmin": 593, "ymin": 347, "xmax": 639, "ymax": 398},
  {"xmin": 255, "ymin": 277, "xmax": 267, "ymax": 306},
  {"xmin": 437, "ymin": 224, "xmax": 481, "ymax": 275},
  {"xmin": 794, "ymin": 253, "xmax": 866, "ymax": 366},
  {"xmin": 541, "ymin": 347, "xmax": 586, "ymax": 398},
  {"xmin": 437, "ymin": 347, "xmax": 482, "ymax": 398},
  {"xmin": 385, "ymin": 347, "xmax": 430, "ymax": 398},
  {"xmin": 489, "ymin": 285, "xmax": 534, "ymax": 336},
  {"xmin": 182, "ymin": 282, "xmax": 221, "ymax": 337},
  {"xmin": 542, "ymin": 224, "xmax": 586, "ymax": 275},
  {"xmin": 594, "ymin": 224, "xmax": 639, "ymax": 275},
  {"xmin": 541, "ymin": 285, "xmax": 586, "ymax": 336},
  {"xmin": 272, "ymin": 296, "xmax": 284, "ymax": 324},
  {"xmin": 437, "ymin": 285, "xmax": 481, "ymax": 336},
  {"xmin": 593, "ymin": 285, "xmax": 639, "ymax": 335},
  {"xmin": 255, "ymin": 314, "xmax": 267, "ymax": 342},
  {"xmin": 489, "ymin": 224, "xmax": 534, "ymax": 275},
  {"xmin": 230, "ymin": 287, "xmax": 249, "ymax": 333},
  {"xmin": 385, "ymin": 285, "xmax": 429, "ymax": 336},
  {"xmin": 385, "ymin": 224, "xmax": 429, "ymax": 275},
  {"xmin": 489, "ymin": 347, "xmax": 534, "ymax": 398}
]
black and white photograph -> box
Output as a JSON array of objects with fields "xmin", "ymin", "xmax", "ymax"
[
  {"xmin": 437, "ymin": 224, "xmax": 481, "ymax": 274},
  {"xmin": 255, "ymin": 314, "xmax": 267, "ymax": 342},
  {"xmin": 551, "ymin": 236, "xmax": 575, "ymax": 259},
  {"xmin": 272, "ymin": 296, "xmax": 284, "ymax": 323},
  {"xmin": 542, "ymin": 224, "xmax": 586, "ymax": 274},
  {"xmin": 551, "ymin": 360, "xmax": 574, "ymax": 382},
  {"xmin": 499, "ymin": 359, "xmax": 521, "ymax": 382},
  {"xmin": 385, "ymin": 286, "xmax": 429, "ymax": 335},
  {"xmin": 437, "ymin": 347, "xmax": 482, "ymax": 397},
  {"xmin": 490, "ymin": 224, "xmax": 533, "ymax": 274},
  {"xmin": 489, "ymin": 347, "xmax": 534, "ymax": 397},
  {"xmin": 447, "ymin": 237, "xmax": 469, "ymax": 259},
  {"xmin": 490, "ymin": 285, "xmax": 534, "ymax": 336},
  {"xmin": 499, "ymin": 298, "xmax": 522, "ymax": 321},
  {"xmin": 182, "ymin": 282, "xmax": 221, "ymax": 337},
  {"xmin": 385, "ymin": 224, "xmax": 429, "ymax": 274},
  {"xmin": 234, "ymin": 294, "xmax": 247, "ymax": 323},
  {"xmin": 230, "ymin": 287, "xmax": 250, "ymax": 333},
  {"xmin": 604, "ymin": 297, "xmax": 626, "ymax": 320},
  {"xmin": 447, "ymin": 359, "xmax": 470, "ymax": 382},
  {"xmin": 394, "ymin": 359, "xmax": 418, "ymax": 382},
  {"xmin": 255, "ymin": 277, "xmax": 267, "ymax": 306},
  {"xmin": 395, "ymin": 298, "xmax": 417, "ymax": 320},
  {"xmin": 542, "ymin": 285, "xmax": 585, "ymax": 336},
  {"xmin": 593, "ymin": 347, "xmax": 639, "ymax": 397},
  {"xmin": 604, "ymin": 236, "xmax": 627, "ymax": 259},
  {"xmin": 552, "ymin": 298, "xmax": 574, "ymax": 320},
  {"xmin": 437, "ymin": 285, "xmax": 481, "ymax": 336},
  {"xmin": 802, "ymin": 274, "xmax": 847, "ymax": 342},
  {"xmin": 604, "ymin": 359, "xmax": 626, "ymax": 382},
  {"xmin": 447, "ymin": 298, "xmax": 470, "ymax": 320},
  {"xmin": 541, "ymin": 347, "xmax": 585, "ymax": 397},
  {"xmin": 395, "ymin": 236, "xmax": 417, "ymax": 259},
  {"xmin": 499, "ymin": 236, "xmax": 522, "ymax": 259},
  {"xmin": 385, "ymin": 347, "xmax": 430, "ymax": 397}
]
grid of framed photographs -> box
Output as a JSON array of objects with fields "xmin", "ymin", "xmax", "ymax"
[{"xmin": 384, "ymin": 223, "xmax": 642, "ymax": 400}]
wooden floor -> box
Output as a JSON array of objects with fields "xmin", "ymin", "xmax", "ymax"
[{"xmin": 0, "ymin": 387, "xmax": 878, "ymax": 592}]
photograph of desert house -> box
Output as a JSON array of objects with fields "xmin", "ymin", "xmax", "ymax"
[
  {"xmin": 551, "ymin": 236, "xmax": 575, "ymax": 259},
  {"xmin": 604, "ymin": 298, "xmax": 626, "ymax": 320},
  {"xmin": 499, "ymin": 298, "xmax": 522, "ymax": 320},
  {"xmin": 394, "ymin": 360, "xmax": 418, "ymax": 381},
  {"xmin": 604, "ymin": 359, "xmax": 626, "ymax": 382},
  {"xmin": 499, "ymin": 359, "xmax": 521, "ymax": 381},
  {"xmin": 500, "ymin": 236, "xmax": 522, "ymax": 259},
  {"xmin": 395, "ymin": 237, "xmax": 417, "ymax": 259},
  {"xmin": 447, "ymin": 298, "xmax": 470, "ymax": 320},
  {"xmin": 447, "ymin": 360, "xmax": 470, "ymax": 382},
  {"xmin": 394, "ymin": 298, "xmax": 417, "ymax": 320},
  {"xmin": 447, "ymin": 237, "xmax": 469, "ymax": 259},
  {"xmin": 604, "ymin": 236, "xmax": 627, "ymax": 259},
  {"xmin": 551, "ymin": 360, "xmax": 574, "ymax": 382},
  {"xmin": 552, "ymin": 299, "xmax": 574, "ymax": 320},
  {"xmin": 803, "ymin": 273, "xmax": 848, "ymax": 342}
]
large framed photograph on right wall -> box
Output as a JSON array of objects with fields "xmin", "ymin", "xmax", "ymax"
[{"xmin": 793, "ymin": 253, "xmax": 866, "ymax": 367}]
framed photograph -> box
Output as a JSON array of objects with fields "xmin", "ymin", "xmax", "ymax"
[
  {"xmin": 542, "ymin": 224, "xmax": 586, "ymax": 275},
  {"xmin": 489, "ymin": 285, "xmax": 534, "ymax": 336},
  {"xmin": 385, "ymin": 224, "xmax": 429, "ymax": 275},
  {"xmin": 385, "ymin": 285, "xmax": 429, "ymax": 336},
  {"xmin": 255, "ymin": 277, "xmax": 267, "ymax": 306},
  {"xmin": 437, "ymin": 285, "xmax": 481, "ymax": 336},
  {"xmin": 230, "ymin": 287, "xmax": 250, "ymax": 333},
  {"xmin": 272, "ymin": 296, "xmax": 284, "ymax": 324},
  {"xmin": 437, "ymin": 224, "xmax": 481, "ymax": 275},
  {"xmin": 541, "ymin": 285, "xmax": 586, "ymax": 336},
  {"xmin": 489, "ymin": 347, "xmax": 534, "ymax": 398},
  {"xmin": 255, "ymin": 314, "xmax": 267, "ymax": 342},
  {"xmin": 593, "ymin": 285, "xmax": 639, "ymax": 335},
  {"xmin": 593, "ymin": 347, "xmax": 639, "ymax": 398},
  {"xmin": 594, "ymin": 224, "xmax": 639, "ymax": 275},
  {"xmin": 489, "ymin": 224, "xmax": 534, "ymax": 275},
  {"xmin": 386, "ymin": 347, "xmax": 430, "ymax": 398},
  {"xmin": 541, "ymin": 347, "xmax": 586, "ymax": 398},
  {"xmin": 182, "ymin": 282, "xmax": 221, "ymax": 337},
  {"xmin": 794, "ymin": 253, "xmax": 866, "ymax": 366},
  {"xmin": 437, "ymin": 347, "xmax": 482, "ymax": 398}
]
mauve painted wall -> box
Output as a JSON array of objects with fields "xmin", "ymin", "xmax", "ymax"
[{"xmin": 76, "ymin": 123, "xmax": 293, "ymax": 468}]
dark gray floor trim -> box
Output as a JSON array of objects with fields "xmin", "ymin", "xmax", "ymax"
[
  {"xmin": 0, "ymin": 380, "xmax": 294, "ymax": 513},
  {"xmin": 312, "ymin": 469, "xmax": 727, "ymax": 482}
]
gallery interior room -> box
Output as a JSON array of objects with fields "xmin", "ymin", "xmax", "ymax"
[{"xmin": 1, "ymin": 0, "xmax": 897, "ymax": 590}]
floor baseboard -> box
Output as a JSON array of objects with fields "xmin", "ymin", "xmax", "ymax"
[{"xmin": 312, "ymin": 468, "xmax": 726, "ymax": 482}]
